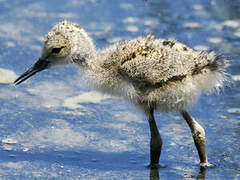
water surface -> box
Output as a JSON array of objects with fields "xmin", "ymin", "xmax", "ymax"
[{"xmin": 0, "ymin": 0, "xmax": 239, "ymax": 179}]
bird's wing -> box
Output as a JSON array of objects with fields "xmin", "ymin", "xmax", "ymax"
[{"xmin": 113, "ymin": 37, "xmax": 199, "ymax": 86}]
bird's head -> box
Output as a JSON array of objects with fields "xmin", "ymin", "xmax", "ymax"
[{"xmin": 14, "ymin": 21, "xmax": 95, "ymax": 85}]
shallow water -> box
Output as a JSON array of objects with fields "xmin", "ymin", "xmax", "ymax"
[{"xmin": 0, "ymin": 0, "xmax": 239, "ymax": 179}]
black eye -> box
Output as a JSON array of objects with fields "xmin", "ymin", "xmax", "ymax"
[{"xmin": 52, "ymin": 47, "xmax": 63, "ymax": 54}]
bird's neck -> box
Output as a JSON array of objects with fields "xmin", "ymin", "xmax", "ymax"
[
  {"xmin": 71, "ymin": 35, "xmax": 122, "ymax": 93},
  {"xmin": 79, "ymin": 45, "xmax": 126, "ymax": 96},
  {"xmin": 72, "ymin": 47, "xmax": 97, "ymax": 68},
  {"xmin": 71, "ymin": 31, "xmax": 97, "ymax": 68}
]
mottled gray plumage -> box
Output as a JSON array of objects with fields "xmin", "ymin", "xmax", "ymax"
[
  {"xmin": 85, "ymin": 34, "xmax": 226, "ymax": 112},
  {"xmin": 14, "ymin": 21, "xmax": 228, "ymax": 168}
]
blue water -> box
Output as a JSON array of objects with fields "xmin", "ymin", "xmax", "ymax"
[{"xmin": 0, "ymin": 0, "xmax": 239, "ymax": 179}]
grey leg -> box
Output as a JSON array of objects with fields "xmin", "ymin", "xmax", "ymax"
[
  {"xmin": 147, "ymin": 106, "xmax": 162, "ymax": 167},
  {"xmin": 180, "ymin": 110, "xmax": 215, "ymax": 167}
]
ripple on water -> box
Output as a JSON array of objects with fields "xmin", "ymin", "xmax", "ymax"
[
  {"xmin": 0, "ymin": 68, "xmax": 17, "ymax": 84},
  {"xmin": 232, "ymin": 75, "xmax": 240, "ymax": 81},
  {"xmin": 183, "ymin": 22, "xmax": 201, "ymax": 29},
  {"xmin": 227, "ymin": 108, "xmax": 240, "ymax": 115},
  {"xmin": 222, "ymin": 20, "xmax": 240, "ymax": 29},
  {"xmin": 2, "ymin": 138, "xmax": 18, "ymax": 145}
]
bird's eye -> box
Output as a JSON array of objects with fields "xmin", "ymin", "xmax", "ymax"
[{"xmin": 52, "ymin": 47, "xmax": 63, "ymax": 54}]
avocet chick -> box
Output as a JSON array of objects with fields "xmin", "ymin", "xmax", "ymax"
[{"xmin": 14, "ymin": 21, "xmax": 227, "ymax": 168}]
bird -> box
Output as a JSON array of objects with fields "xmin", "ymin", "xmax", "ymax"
[{"xmin": 14, "ymin": 20, "xmax": 227, "ymax": 168}]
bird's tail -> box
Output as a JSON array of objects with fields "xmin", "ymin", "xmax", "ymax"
[{"xmin": 194, "ymin": 51, "xmax": 229, "ymax": 93}]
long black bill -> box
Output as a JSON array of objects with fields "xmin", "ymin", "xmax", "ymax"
[{"xmin": 14, "ymin": 59, "xmax": 49, "ymax": 85}]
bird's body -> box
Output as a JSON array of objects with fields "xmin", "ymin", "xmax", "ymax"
[
  {"xmin": 84, "ymin": 35, "xmax": 225, "ymax": 112},
  {"xmin": 14, "ymin": 21, "xmax": 227, "ymax": 168}
]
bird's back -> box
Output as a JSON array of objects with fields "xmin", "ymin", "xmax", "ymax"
[
  {"xmin": 101, "ymin": 36, "xmax": 225, "ymax": 88},
  {"xmin": 95, "ymin": 36, "xmax": 226, "ymax": 111}
]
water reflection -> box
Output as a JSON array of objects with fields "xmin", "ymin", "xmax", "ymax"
[
  {"xmin": 149, "ymin": 166, "xmax": 207, "ymax": 180},
  {"xmin": 196, "ymin": 167, "xmax": 207, "ymax": 180},
  {"xmin": 149, "ymin": 168, "xmax": 159, "ymax": 180}
]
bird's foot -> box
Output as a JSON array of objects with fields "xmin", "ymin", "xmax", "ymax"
[
  {"xmin": 200, "ymin": 162, "xmax": 216, "ymax": 168},
  {"xmin": 146, "ymin": 163, "xmax": 167, "ymax": 169}
]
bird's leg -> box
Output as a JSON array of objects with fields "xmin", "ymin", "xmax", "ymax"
[
  {"xmin": 180, "ymin": 110, "xmax": 215, "ymax": 168},
  {"xmin": 147, "ymin": 106, "xmax": 162, "ymax": 168}
]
